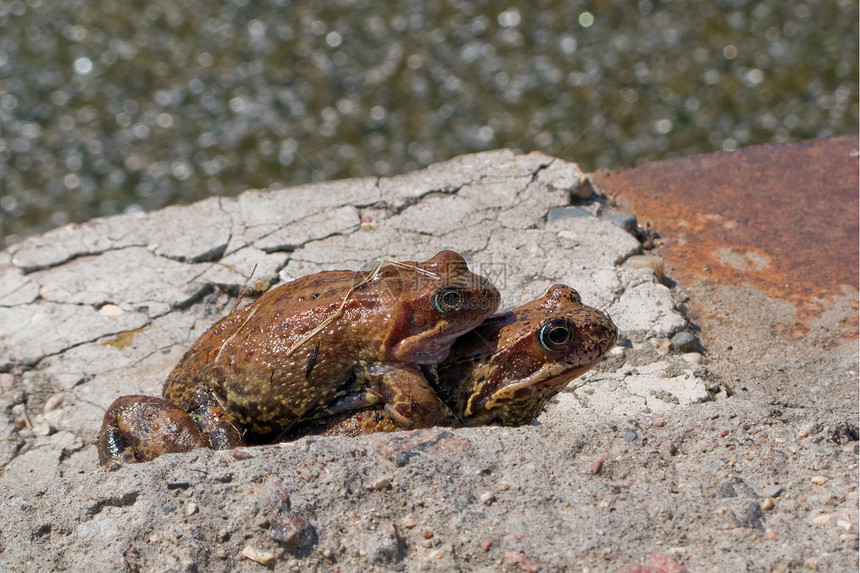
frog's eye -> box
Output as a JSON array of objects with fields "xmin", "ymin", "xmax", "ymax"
[
  {"xmin": 432, "ymin": 287, "xmax": 465, "ymax": 313},
  {"xmin": 538, "ymin": 319, "xmax": 573, "ymax": 351}
]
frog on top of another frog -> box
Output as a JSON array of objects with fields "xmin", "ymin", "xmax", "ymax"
[
  {"xmin": 296, "ymin": 284, "xmax": 617, "ymax": 438},
  {"xmin": 97, "ymin": 250, "xmax": 501, "ymax": 466}
]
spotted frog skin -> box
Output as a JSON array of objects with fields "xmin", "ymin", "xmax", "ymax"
[
  {"xmin": 97, "ymin": 251, "xmax": 500, "ymax": 466},
  {"xmin": 308, "ymin": 284, "xmax": 617, "ymax": 436}
]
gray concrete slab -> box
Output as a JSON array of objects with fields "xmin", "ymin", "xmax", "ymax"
[{"xmin": 0, "ymin": 149, "xmax": 855, "ymax": 572}]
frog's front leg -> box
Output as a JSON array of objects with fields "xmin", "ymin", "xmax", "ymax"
[
  {"xmin": 362, "ymin": 363, "xmax": 458, "ymax": 429},
  {"xmin": 97, "ymin": 395, "xmax": 208, "ymax": 467}
]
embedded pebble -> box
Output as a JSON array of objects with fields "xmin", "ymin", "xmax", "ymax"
[
  {"xmin": 681, "ymin": 352, "xmax": 703, "ymax": 365},
  {"xmin": 761, "ymin": 497, "xmax": 774, "ymax": 510},
  {"xmin": 813, "ymin": 515, "xmax": 831, "ymax": 525},
  {"xmin": 270, "ymin": 516, "xmax": 313, "ymax": 546},
  {"xmin": 670, "ymin": 331, "xmax": 698, "ymax": 352},
  {"xmin": 607, "ymin": 211, "xmax": 638, "ymax": 233},
  {"xmin": 624, "ymin": 430, "xmax": 638, "ymax": 442},
  {"xmin": 767, "ymin": 486, "xmax": 784, "ymax": 498},
  {"xmin": 241, "ymin": 545, "xmax": 276, "ymax": 565},
  {"xmin": 98, "ymin": 304, "xmax": 125, "ymax": 316},
  {"xmin": 480, "ymin": 491, "xmax": 496, "ymax": 505},
  {"xmin": 810, "ymin": 476, "xmax": 828, "ymax": 485},
  {"xmin": 401, "ymin": 513, "xmax": 419, "ymax": 528},
  {"xmin": 367, "ymin": 477, "xmax": 391, "ymax": 490},
  {"xmin": 186, "ymin": 502, "xmax": 198, "ymax": 516},
  {"xmin": 230, "ymin": 449, "xmax": 253, "ymax": 460},
  {"xmin": 43, "ymin": 393, "xmax": 64, "ymax": 414},
  {"xmin": 30, "ymin": 415, "xmax": 52, "ymax": 437}
]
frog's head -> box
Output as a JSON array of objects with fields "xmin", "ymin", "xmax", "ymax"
[
  {"xmin": 441, "ymin": 284, "xmax": 617, "ymax": 426},
  {"xmin": 378, "ymin": 250, "xmax": 501, "ymax": 364}
]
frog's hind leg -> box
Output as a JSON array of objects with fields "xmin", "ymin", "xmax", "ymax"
[
  {"xmin": 370, "ymin": 364, "xmax": 458, "ymax": 429},
  {"xmin": 97, "ymin": 395, "xmax": 208, "ymax": 468}
]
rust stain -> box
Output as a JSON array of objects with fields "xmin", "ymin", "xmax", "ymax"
[
  {"xmin": 101, "ymin": 327, "xmax": 147, "ymax": 349},
  {"xmin": 591, "ymin": 135, "xmax": 859, "ymax": 339}
]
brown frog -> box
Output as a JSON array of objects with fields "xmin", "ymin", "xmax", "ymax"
[
  {"xmin": 298, "ymin": 284, "xmax": 617, "ymax": 437},
  {"xmin": 97, "ymin": 250, "xmax": 500, "ymax": 466}
]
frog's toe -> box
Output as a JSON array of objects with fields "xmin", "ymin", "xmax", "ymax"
[{"xmin": 97, "ymin": 395, "xmax": 208, "ymax": 467}]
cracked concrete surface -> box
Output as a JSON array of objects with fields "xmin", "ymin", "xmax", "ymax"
[{"xmin": 0, "ymin": 150, "xmax": 854, "ymax": 572}]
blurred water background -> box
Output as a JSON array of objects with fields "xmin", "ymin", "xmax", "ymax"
[{"xmin": 0, "ymin": 0, "xmax": 856, "ymax": 247}]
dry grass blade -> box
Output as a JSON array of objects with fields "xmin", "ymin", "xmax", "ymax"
[
  {"xmin": 230, "ymin": 263, "xmax": 259, "ymax": 314},
  {"xmin": 215, "ymin": 305, "xmax": 259, "ymax": 365}
]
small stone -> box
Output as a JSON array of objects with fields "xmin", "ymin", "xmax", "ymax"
[
  {"xmin": 765, "ymin": 530, "xmax": 779, "ymax": 540},
  {"xmin": 270, "ymin": 516, "xmax": 314, "ymax": 546},
  {"xmin": 670, "ymin": 331, "xmax": 698, "ymax": 352},
  {"xmin": 30, "ymin": 415, "xmax": 53, "ymax": 437},
  {"xmin": 766, "ymin": 486, "xmax": 784, "ymax": 498},
  {"xmin": 229, "ymin": 448, "xmax": 253, "ymax": 460},
  {"xmin": 422, "ymin": 529, "xmax": 433, "ymax": 539},
  {"xmin": 241, "ymin": 545, "xmax": 276, "ymax": 565},
  {"xmin": 98, "ymin": 304, "xmax": 124, "ymax": 316},
  {"xmin": 367, "ymin": 477, "xmax": 391, "ymax": 490},
  {"xmin": 837, "ymin": 519, "xmax": 852, "ymax": 530},
  {"xmin": 623, "ymin": 430, "xmax": 638, "ymax": 442},
  {"xmin": 401, "ymin": 513, "xmax": 419, "ymax": 529},
  {"xmin": 185, "ymin": 502, "xmax": 198, "ymax": 516},
  {"xmin": 681, "ymin": 352, "xmax": 703, "ymax": 365},
  {"xmin": 480, "ymin": 491, "xmax": 496, "ymax": 505},
  {"xmin": 481, "ymin": 539, "xmax": 493, "ymax": 552},
  {"xmin": 607, "ymin": 211, "xmax": 638, "ymax": 233},
  {"xmin": 810, "ymin": 476, "xmax": 828, "ymax": 485},
  {"xmin": 812, "ymin": 515, "xmax": 831, "ymax": 525},
  {"xmin": 43, "ymin": 393, "xmax": 64, "ymax": 414},
  {"xmin": 420, "ymin": 539, "xmax": 434, "ymax": 548},
  {"xmin": 761, "ymin": 497, "xmax": 774, "ymax": 510}
]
